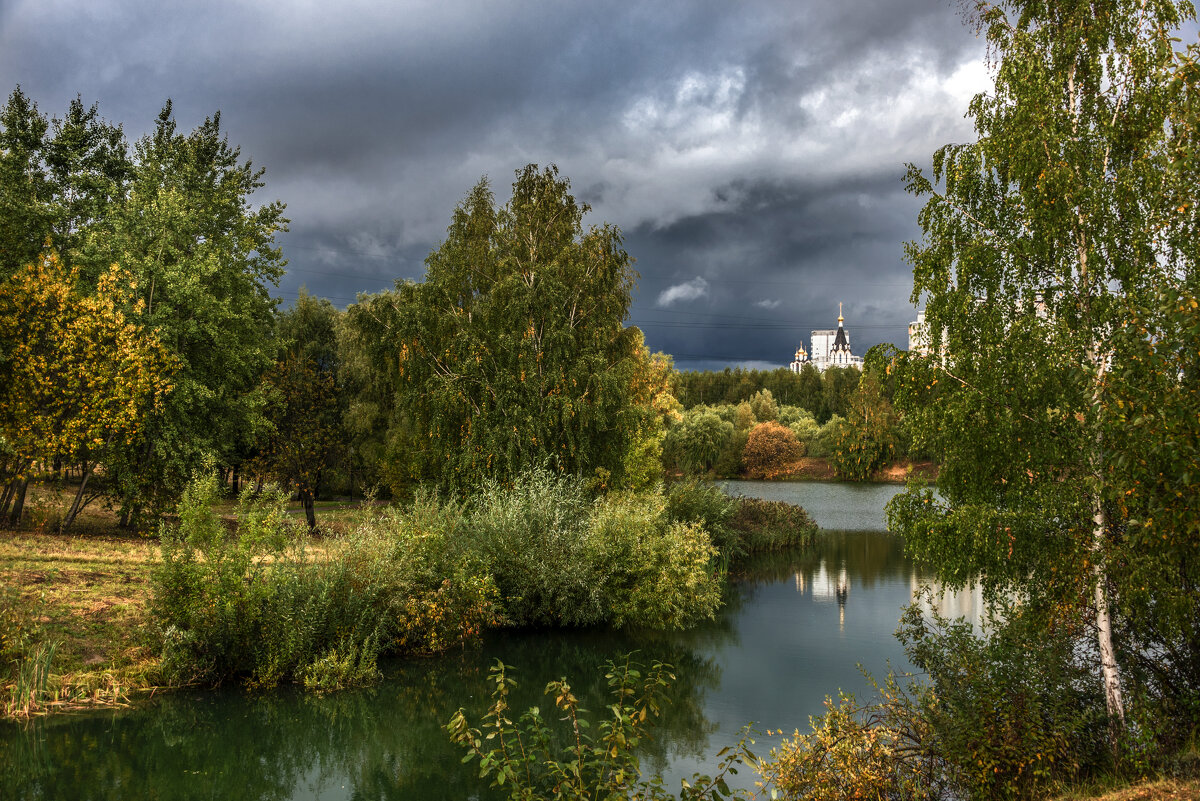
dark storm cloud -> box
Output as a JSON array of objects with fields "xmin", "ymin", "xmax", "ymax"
[
  {"xmin": 627, "ymin": 174, "xmax": 923, "ymax": 369},
  {"xmin": 1, "ymin": 0, "xmax": 990, "ymax": 368}
]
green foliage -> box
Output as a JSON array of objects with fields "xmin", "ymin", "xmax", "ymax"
[
  {"xmin": 467, "ymin": 470, "xmax": 722, "ymax": 630},
  {"xmin": 896, "ymin": 0, "xmax": 1200, "ymax": 736},
  {"xmin": 152, "ymin": 470, "xmax": 811, "ymax": 688},
  {"xmin": 447, "ymin": 657, "xmax": 769, "ymax": 800},
  {"xmin": 777, "ymin": 405, "xmax": 819, "ymax": 443},
  {"xmin": 256, "ymin": 290, "xmax": 345, "ymax": 530},
  {"xmin": 377, "ymin": 164, "xmax": 643, "ymax": 490},
  {"xmin": 897, "ymin": 601, "xmax": 1108, "ymax": 800},
  {"xmin": 748, "ymin": 389, "xmax": 777, "ymax": 423},
  {"xmin": 665, "ymin": 479, "xmax": 817, "ymax": 560},
  {"xmin": 725, "ymin": 497, "xmax": 817, "ymax": 554},
  {"xmin": 590, "ymin": 494, "xmax": 721, "ymax": 630},
  {"xmin": 665, "ymin": 409, "xmax": 735, "ymax": 475},
  {"xmin": 1103, "ymin": 286, "xmax": 1200, "ymax": 736},
  {"xmin": 805, "ymin": 414, "xmax": 844, "ymax": 459},
  {"xmin": 829, "ymin": 374, "xmax": 897, "ymax": 482},
  {"xmin": 742, "ymin": 421, "xmax": 802, "ymax": 479},
  {"xmin": 151, "ymin": 470, "xmax": 498, "ymax": 688},
  {"xmin": 0, "ymin": 88, "xmax": 130, "ymax": 283},
  {"xmin": 0, "ymin": 88, "xmax": 284, "ymax": 526},
  {"xmin": 106, "ymin": 101, "xmax": 287, "ymax": 520},
  {"xmin": 665, "ymin": 478, "xmax": 739, "ymax": 556},
  {"xmin": 466, "ymin": 470, "xmax": 597, "ymax": 627},
  {"xmin": 672, "ymin": 365, "xmax": 845, "ymax": 421}
]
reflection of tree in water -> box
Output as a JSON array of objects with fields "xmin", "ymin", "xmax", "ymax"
[
  {"xmin": 1, "ymin": 627, "xmax": 727, "ymax": 800},
  {"xmin": 470, "ymin": 627, "xmax": 727, "ymax": 774}
]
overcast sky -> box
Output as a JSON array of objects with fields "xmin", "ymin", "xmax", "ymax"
[{"xmin": 2, "ymin": 0, "xmax": 994, "ymax": 369}]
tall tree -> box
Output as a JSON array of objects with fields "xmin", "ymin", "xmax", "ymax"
[
  {"xmin": 256, "ymin": 290, "xmax": 343, "ymax": 530},
  {"xmin": 0, "ymin": 89, "xmax": 130, "ymax": 281},
  {"xmin": 385, "ymin": 164, "xmax": 642, "ymax": 489},
  {"xmin": 0, "ymin": 88, "xmax": 51, "ymax": 281},
  {"xmin": 0, "ymin": 251, "xmax": 173, "ymax": 529},
  {"xmin": 891, "ymin": 0, "xmax": 1199, "ymax": 736},
  {"xmin": 106, "ymin": 102, "xmax": 287, "ymax": 521}
]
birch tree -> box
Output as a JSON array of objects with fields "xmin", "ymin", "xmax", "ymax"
[{"xmin": 889, "ymin": 0, "xmax": 1199, "ymax": 737}]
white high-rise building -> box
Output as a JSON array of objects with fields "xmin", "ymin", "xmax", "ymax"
[{"xmin": 790, "ymin": 304, "xmax": 863, "ymax": 372}]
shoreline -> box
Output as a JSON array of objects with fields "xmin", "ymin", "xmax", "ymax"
[{"xmin": 728, "ymin": 458, "xmax": 939, "ymax": 484}]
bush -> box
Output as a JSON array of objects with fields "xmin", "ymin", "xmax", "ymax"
[
  {"xmin": 897, "ymin": 600, "xmax": 1108, "ymax": 800},
  {"xmin": 743, "ymin": 422, "xmax": 803, "ymax": 478},
  {"xmin": 152, "ymin": 471, "xmax": 499, "ymax": 688},
  {"xmin": 467, "ymin": 472, "xmax": 722, "ymax": 630},
  {"xmin": 665, "ymin": 410, "xmax": 734, "ymax": 475},
  {"xmin": 665, "ymin": 479, "xmax": 738, "ymax": 556},
  {"xmin": 768, "ymin": 683, "xmax": 941, "ymax": 801},
  {"xmin": 726, "ymin": 497, "xmax": 817, "ymax": 553},
  {"xmin": 590, "ymin": 493, "xmax": 721, "ymax": 629},
  {"xmin": 466, "ymin": 470, "xmax": 600, "ymax": 627},
  {"xmin": 667, "ymin": 480, "xmax": 816, "ymax": 560}
]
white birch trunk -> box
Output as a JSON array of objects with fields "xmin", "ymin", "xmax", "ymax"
[{"xmin": 1092, "ymin": 496, "xmax": 1126, "ymax": 730}]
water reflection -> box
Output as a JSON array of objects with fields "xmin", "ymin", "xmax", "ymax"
[{"xmin": 2, "ymin": 481, "xmax": 984, "ymax": 800}]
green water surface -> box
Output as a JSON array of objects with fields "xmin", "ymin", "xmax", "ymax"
[{"xmin": 2, "ymin": 481, "xmax": 961, "ymax": 800}]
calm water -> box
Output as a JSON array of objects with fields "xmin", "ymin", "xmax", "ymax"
[{"xmin": 1, "ymin": 481, "xmax": 975, "ymax": 800}]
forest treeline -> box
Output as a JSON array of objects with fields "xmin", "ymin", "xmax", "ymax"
[{"xmin": 0, "ymin": 90, "xmax": 909, "ymax": 532}]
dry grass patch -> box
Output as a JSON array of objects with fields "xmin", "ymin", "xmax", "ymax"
[
  {"xmin": 1059, "ymin": 779, "xmax": 1200, "ymax": 801},
  {"xmin": 0, "ymin": 529, "xmax": 159, "ymax": 680}
]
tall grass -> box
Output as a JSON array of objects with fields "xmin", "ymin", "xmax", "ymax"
[{"xmin": 5, "ymin": 640, "xmax": 58, "ymax": 717}]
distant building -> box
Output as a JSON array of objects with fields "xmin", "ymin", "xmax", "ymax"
[
  {"xmin": 908, "ymin": 309, "xmax": 930, "ymax": 355},
  {"xmin": 790, "ymin": 304, "xmax": 863, "ymax": 372},
  {"xmin": 908, "ymin": 308, "xmax": 948, "ymax": 361}
]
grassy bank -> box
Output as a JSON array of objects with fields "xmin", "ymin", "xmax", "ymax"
[
  {"xmin": 0, "ymin": 529, "xmax": 159, "ymax": 715},
  {"xmin": 746, "ymin": 456, "xmax": 940, "ymax": 483}
]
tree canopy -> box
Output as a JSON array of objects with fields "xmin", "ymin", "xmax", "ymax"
[
  {"xmin": 369, "ymin": 164, "xmax": 646, "ymax": 490},
  {"xmin": 890, "ymin": 0, "xmax": 1200, "ymax": 736}
]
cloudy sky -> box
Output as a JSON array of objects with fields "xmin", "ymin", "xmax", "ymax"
[{"xmin": 2, "ymin": 0, "xmax": 993, "ymax": 369}]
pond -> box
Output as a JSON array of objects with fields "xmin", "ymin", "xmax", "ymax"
[{"xmin": 1, "ymin": 481, "xmax": 978, "ymax": 800}]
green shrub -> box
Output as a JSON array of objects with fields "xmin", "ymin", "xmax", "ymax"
[
  {"xmin": 726, "ymin": 497, "xmax": 817, "ymax": 553},
  {"xmin": 897, "ymin": 600, "xmax": 1108, "ymax": 800},
  {"xmin": 152, "ymin": 471, "xmax": 498, "ymax": 689},
  {"xmin": 665, "ymin": 479, "xmax": 738, "ymax": 556},
  {"xmin": 466, "ymin": 472, "xmax": 722, "ymax": 630},
  {"xmin": 589, "ymin": 492, "xmax": 721, "ymax": 629},
  {"xmin": 466, "ymin": 470, "xmax": 600, "ymax": 627},
  {"xmin": 667, "ymin": 480, "xmax": 815, "ymax": 561},
  {"xmin": 665, "ymin": 410, "xmax": 734, "ymax": 475}
]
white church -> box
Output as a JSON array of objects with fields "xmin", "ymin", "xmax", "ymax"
[{"xmin": 789, "ymin": 304, "xmax": 864, "ymax": 372}]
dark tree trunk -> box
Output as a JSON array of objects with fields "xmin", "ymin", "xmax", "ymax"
[
  {"xmin": 231, "ymin": 463, "xmax": 240, "ymax": 496},
  {"xmin": 0, "ymin": 477, "xmax": 15, "ymax": 520},
  {"xmin": 7, "ymin": 478, "xmax": 29, "ymax": 527},
  {"xmin": 301, "ymin": 487, "xmax": 317, "ymax": 532},
  {"xmin": 62, "ymin": 461, "xmax": 95, "ymax": 532}
]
